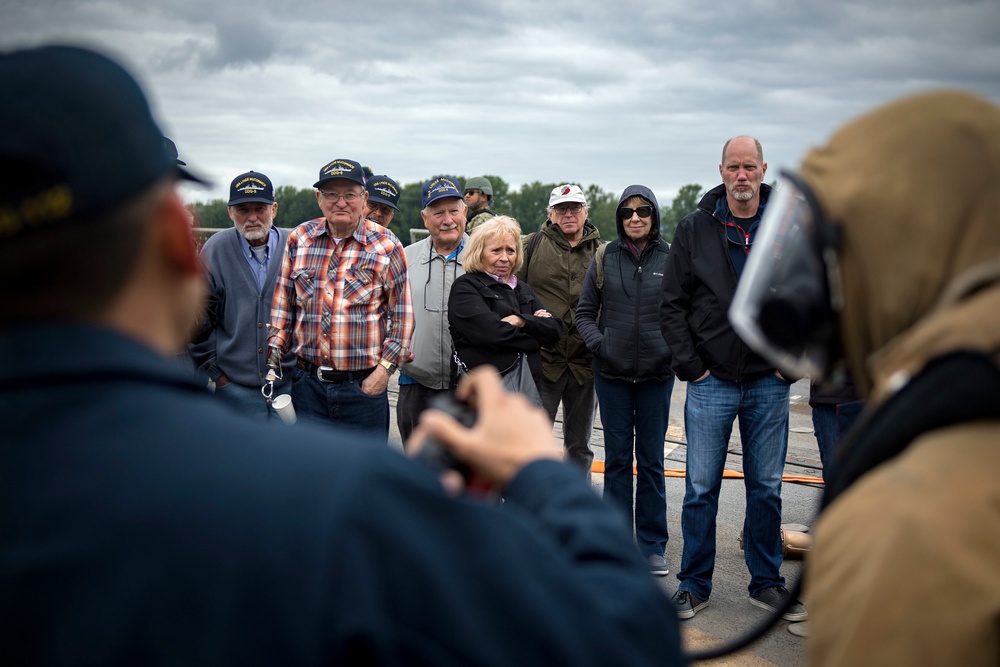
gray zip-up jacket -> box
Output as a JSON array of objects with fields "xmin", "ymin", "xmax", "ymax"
[{"xmin": 399, "ymin": 234, "xmax": 468, "ymax": 389}]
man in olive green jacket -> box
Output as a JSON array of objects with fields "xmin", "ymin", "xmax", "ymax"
[{"xmin": 517, "ymin": 184, "xmax": 604, "ymax": 475}]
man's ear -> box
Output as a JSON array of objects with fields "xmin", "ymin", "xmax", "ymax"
[{"xmin": 156, "ymin": 189, "xmax": 202, "ymax": 276}]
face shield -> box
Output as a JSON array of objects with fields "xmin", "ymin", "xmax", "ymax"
[{"xmin": 729, "ymin": 171, "xmax": 844, "ymax": 379}]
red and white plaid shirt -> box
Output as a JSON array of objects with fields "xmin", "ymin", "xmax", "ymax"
[{"xmin": 268, "ymin": 217, "xmax": 413, "ymax": 371}]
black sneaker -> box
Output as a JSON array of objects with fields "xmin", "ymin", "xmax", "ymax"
[
  {"xmin": 647, "ymin": 554, "xmax": 669, "ymax": 577},
  {"xmin": 671, "ymin": 589, "xmax": 708, "ymax": 620},
  {"xmin": 750, "ymin": 585, "xmax": 808, "ymax": 622}
]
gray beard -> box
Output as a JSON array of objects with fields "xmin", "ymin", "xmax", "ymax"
[
  {"xmin": 731, "ymin": 188, "xmax": 754, "ymax": 202},
  {"xmin": 242, "ymin": 228, "xmax": 268, "ymax": 243}
]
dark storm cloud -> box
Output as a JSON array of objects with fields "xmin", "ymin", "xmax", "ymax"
[
  {"xmin": 1, "ymin": 0, "xmax": 998, "ymax": 203},
  {"xmin": 197, "ymin": 16, "xmax": 279, "ymax": 70}
]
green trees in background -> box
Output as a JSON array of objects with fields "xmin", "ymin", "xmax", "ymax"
[
  {"xmin": 273, "ymin": 186, "xmax": 322, "ymax": 229},
  {"xmin": 191, "ymin": 199, "xmax": 228, "ymax": 229},
  {"xmin": 659, "ymin": 183, "xmax": 704, "ymax": 242},
  {"xmin": 192, "ymin": 178, "xmax": 705, "ymax": 245}
]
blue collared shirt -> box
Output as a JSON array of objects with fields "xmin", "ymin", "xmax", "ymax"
[{"xmin": 242, "ymin": 226, "xmax": 279, "ymax": 292}]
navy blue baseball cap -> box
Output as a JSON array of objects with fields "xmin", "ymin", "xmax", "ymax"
[
  {"xmin": 163, "ymin": 136, "xmax": 186, "ymax": 165},
  {"xmin": 228, "ymin": 171, "xmax": 276, "ymax": 205},
  {"xmin": 313, "ymin": 159, "xmax": 366, "ymax": 189},
  {"xmin": 421, "ymin": 176, "xmax": 463, "ymax": 208},
  {"xmin": 367, "ymin": 175, "xmax": 400, "ymax": 210},
  {"xmin": 0, "ymin": 45, "xmax": 207, "ymax": 241}
]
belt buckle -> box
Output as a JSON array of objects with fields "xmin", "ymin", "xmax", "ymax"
[{"xmin": 317, "ymin": 365, "xmax": 335, "ymax": 382}]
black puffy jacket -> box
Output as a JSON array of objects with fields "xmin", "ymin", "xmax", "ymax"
[{"xmin": 576, "ymin": 185, "xmax": 673, "ymax": 383}]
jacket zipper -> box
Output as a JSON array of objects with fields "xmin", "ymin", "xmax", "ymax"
[
  {"xmin": 632, "ymin": 260, "xmax": 643, "ymax": 383},
  {"xmin": 439, "ymin": 257, "xmax": 449, "ymax": 383}
]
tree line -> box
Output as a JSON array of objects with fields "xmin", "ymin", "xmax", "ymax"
[{"xmin": 192, "ymin": 176, "xmax": 707, "ymax": 245}]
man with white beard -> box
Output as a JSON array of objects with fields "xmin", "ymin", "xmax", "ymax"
[{"xmin": 191, "ymin": 170, "xmax": 296, "ymax": 417}]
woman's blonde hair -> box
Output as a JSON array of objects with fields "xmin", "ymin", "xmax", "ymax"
[{"xmin": 462, "ymin": 215, "xmax": 524, "ymax": 274}]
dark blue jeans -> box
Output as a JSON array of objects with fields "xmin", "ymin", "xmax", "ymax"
[
  {"xmin": 812, "ymin": 399, "xmax": 864, "ymax": 483},
  {"xmin": 214, "ymin": 380, "xmax": 288, "ymax": 420},
  {"xmin": 290, "ymin": 367, "xmax": 390, "ymax": 443},
  {"xmin": 677, "ymin": 372, "xmax": 789, "ymax": 599},
  {"xmin": 594, "ymin": 373, "xmax": 674, "ymax": 558}
]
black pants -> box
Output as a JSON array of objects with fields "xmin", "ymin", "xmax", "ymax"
[{"xmin": 395, "ymin": 382, "xmax": 450, "ymax": 446}]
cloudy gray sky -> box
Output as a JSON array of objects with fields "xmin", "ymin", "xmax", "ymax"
[{"xmin": 3, "ymin": 0, "xmax": 999, "ymax": 205}]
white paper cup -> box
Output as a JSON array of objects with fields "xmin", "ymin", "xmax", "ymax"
[{"xmin": 272, "ymin": 394, "xmax": 296, "ymax": 425}]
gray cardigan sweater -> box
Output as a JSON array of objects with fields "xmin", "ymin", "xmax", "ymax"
[{"xmin": 190, "ymin": 227, "xmax": 295, "ymax": 388}]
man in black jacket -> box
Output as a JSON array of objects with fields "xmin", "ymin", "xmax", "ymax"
[{"xmin": 660, "ymin": 137, "xmax": 804, "ymax": 621}]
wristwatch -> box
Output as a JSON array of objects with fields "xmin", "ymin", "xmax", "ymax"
[{"xmin": 379, "ymin": 359, "xmax": 397, "ymax": 374}]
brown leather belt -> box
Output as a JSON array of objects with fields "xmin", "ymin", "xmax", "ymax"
[{"xmin": 297, "ymin": 358, "xmax": 375, "ymax": 383}]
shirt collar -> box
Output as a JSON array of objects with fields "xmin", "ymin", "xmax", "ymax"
[
  {"xmin": 241, "ymin": 226, "xmax": 278, "ymax": 260},
  {"xmin": 486, "ymin": 272, "xmax": 518, "ymax": 288}
]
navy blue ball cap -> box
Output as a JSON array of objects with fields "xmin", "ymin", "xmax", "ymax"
[
  {"xmin": 163, "ymin": 136, "xmax": 186, "ymax": 165},
  {"xmin": 366, "ymin": 175, "xmax": 400, "ymax": 210},
  {"xmin": 0, "ymin": 45, "xmax": 208, "ymax": 241},
  {"xmin": 421, "ymin": 176, "xmax": 463, "ymax": 209},
  {"xmin": 313, "ymin": 159, "xmax": 366, "ymax": 189},
  {"xmin": 228, "ymin": 171, "xmax": 275, "ymax": 205}
]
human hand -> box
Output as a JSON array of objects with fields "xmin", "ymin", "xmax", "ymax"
[
  {"xmin": 361, "ymin": 365, "xmax": 390, "ymax": 395},
  {"xmin": 501, "ymin": 314, "xmax": 525, "ymax": 327},
  {"xmin": 696, "ymin": 370, "xmax": 710, "ymax": 382},
  {"xmin": 409, "ymin": 367, "xmax": 562, "ymax": 493},
  {"xmin": 533, "ymin": 308, "xmax": 552, "ymax": 318}
]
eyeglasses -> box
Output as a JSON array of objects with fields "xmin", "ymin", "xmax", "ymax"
[
  {"xmin": 552, "ymin": 203, "xmax": 584, "ymax": 214},
  {"xmin": 463, "ymin": 189, "xmax": 481, "ymax": 196},
  {"xmin": 619, "ymin": 205, "xmax": 653, "ymax": 220},
  {"xmin": 366, "ymin": 202, "xmax": 394, "ymax": 216},
  {"xmin": 318, "ymin": 190, "xmax": 363, "ymax": 203},
  {"xmin": 422, "ymin": 252, "xmax": 462, "ymax": 312}
]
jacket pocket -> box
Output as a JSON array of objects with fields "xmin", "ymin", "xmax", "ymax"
[{"xmin": 598, "ymin": 328, "xmax": 630, "ymax": 376}]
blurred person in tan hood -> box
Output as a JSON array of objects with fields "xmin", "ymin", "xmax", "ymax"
[{"xmin": 730, "ymin": 90, "xmax": 1000, "ymax": 666}]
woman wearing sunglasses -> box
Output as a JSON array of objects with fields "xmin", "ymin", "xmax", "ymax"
[{"xmin": 576, "ymin": 186, "xmax": 675, "ymax": 576}]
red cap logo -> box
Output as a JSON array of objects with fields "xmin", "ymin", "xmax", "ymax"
[{"xmin": 562, "ymin": 186, "xmax": 571, "ymax": 195}]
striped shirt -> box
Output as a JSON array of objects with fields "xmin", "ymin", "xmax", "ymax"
[{"xmin": 268, "ymin": 217, "xmax": 413, "ymax": 371}]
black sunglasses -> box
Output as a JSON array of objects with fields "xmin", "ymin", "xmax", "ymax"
[{"xmin": 619, "ymin": 205, "xmax": 653, "ymax": 220}]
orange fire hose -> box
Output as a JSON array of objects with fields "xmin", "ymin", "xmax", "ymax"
[{"xmin": 589, "ymin": 461, "xmax": 824, "ymax": 485}]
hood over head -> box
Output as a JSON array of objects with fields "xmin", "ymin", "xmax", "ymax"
[
  {"xmin": 615, "ymin": 184, "xmax": 660, "ymax": 242},
  {"xmin": 799, "ymin": 90, "xmax": 1000, "ymax": 403}
]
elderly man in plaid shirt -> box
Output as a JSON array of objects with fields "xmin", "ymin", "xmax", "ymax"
[{"xmin": 267, "ymin": 159, "xmax": 413, "ymax": 442}]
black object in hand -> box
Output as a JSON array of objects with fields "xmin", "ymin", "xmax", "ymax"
[{"xmin": 414, "ymin": 394, "xmax": 476, "ymax": 478}]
